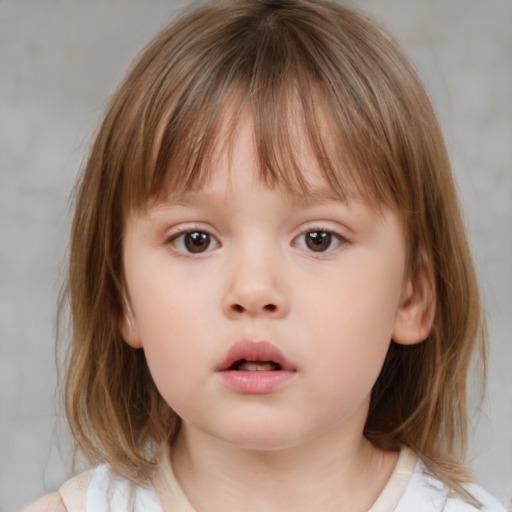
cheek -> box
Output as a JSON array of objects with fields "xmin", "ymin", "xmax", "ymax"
[
  {"xmin": 137, "ymin": 298, "xmax": 205, "ymax": 361},
  {"xmin": 130, "ymin": 286, "xmax": 209, "ymax": 389},
  {"xmin": 137, "ymin": 309, "xmax": 209, "ymax": 421},
  {"xmin": 298, "ymin": 255, "xmax": 404, "ymax": 390},
  {"xmin": 304, "ymin": 262, "xmax": 402, "ymax": 342},
  {"xmin": 130, "ymin": 260, "xmax": 211, "ymax": 341}
]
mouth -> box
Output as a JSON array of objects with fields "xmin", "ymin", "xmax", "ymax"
[
  {"xmin": 229, "ymin": 360, "xmax": 283, "ymax": 372},
  {"xmin": 217, "ymin": 340, "xmax": 296, "ymax": 373},
  {"xmin": 217, "ymin": 340, "xmax": 296, "ymax": 394}
]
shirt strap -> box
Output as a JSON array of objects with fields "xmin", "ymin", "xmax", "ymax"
[
  {"xmin": 369, "ymin": 446, "xmax": 418, "ymax": 512},
  {"xmin": 59, "ymin": 470, "xmax": 94, "ymax": 512}
]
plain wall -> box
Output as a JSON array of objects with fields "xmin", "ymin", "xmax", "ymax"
[{"xmin": 1, "ymin": 1, "xmax": 510, "ymax": 509}]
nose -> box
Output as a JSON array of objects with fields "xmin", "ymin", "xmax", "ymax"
[{"xmin": 222, "ymin": 252, "xmax": 289, "ymax": 319}]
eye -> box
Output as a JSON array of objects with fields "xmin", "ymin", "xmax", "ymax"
[
  {"xmin": 170, "ymin": 230, "xmax": 219, "ymax": 254},
  {"xmin": 294, "ymin": 230, "xmax": 344, "ymax": 253}
]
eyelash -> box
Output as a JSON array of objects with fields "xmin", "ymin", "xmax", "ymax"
[
  {"xmin": 167, "ymin": 228, "xmax": 220, "ymax": 255},
  {"xmin": 292, "ymin": 227, "xmax": 347, "ymax": 255},
  {"xmin": 166, "ymin": 226, "xmax": 347, "ymax": 255}
]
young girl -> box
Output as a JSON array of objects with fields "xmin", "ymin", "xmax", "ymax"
[{"xmin": 21, "ymin": 0, "xmax": 506, "ymax": 510}]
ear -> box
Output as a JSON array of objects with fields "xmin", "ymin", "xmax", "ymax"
[
  {"xmin": 392, "ymin": 255, "xmax": 436, "ymax": 346},
  {"xmin": 118, "ymin": 298, "xmax": 142, "ymax": 349}
]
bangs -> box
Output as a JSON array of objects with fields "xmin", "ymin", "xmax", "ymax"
[
  {"xmin": 118, "ymin": 0, "xmax": 424, "ymax": 215},
  {"xmin": 149, "ymin": 79, "xmax": 377, "ymax": 206}
]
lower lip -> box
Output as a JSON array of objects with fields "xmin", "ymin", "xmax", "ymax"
[{"xmin": 219, "ymin": 369, "xmax": 295, "ymax": 394}]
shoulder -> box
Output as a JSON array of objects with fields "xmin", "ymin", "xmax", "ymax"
[
  {"xmin": 86, "ymin": 464, "xmax": 161, "ymax": 510},
  {"xmin": 17, "ymin": 492, "xmax": 66, "ymax": 512},
  {"xmin": 446, "ymin": 483, "xmax": 509, "ymax": 512},
  {"xmin": 60, "ymin": 464, "xmax": 161, "ymax": 512},
  {"xmin": 396, "ymin": 458, "xmax": 507, "ymax": 512},
  {"xmin": 19, "ymin": 464, "xmax": 161, "ymax": 512}
]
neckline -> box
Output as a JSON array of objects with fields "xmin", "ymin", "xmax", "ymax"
[
  {"xmin": 153, "ymin": 444, "xmax": 418, "ymax": 512},
  {"xmin": 368, "ymin": 446, "xmax": 418, "ymax": 512},
  {"xmin": 153, "ymin": 442, "xmax": 198, "ymax": 512}
]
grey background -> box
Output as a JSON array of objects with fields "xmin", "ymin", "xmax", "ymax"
[{"xmin": 1, "ymin": 1, "xmax": 510, "ymax": 510}]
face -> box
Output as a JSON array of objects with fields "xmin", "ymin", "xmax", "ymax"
[{"xmin": 121, "ymin": 116, "xmax": 421, "ymax": 453}]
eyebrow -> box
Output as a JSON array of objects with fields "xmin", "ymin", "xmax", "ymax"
[
  {"xmin": 289, "ymin": 188, "xmax": 350, "ymax": 207},
  {"xmin": 157, "ymin": 188, "xmax": 345, "ymax": 208},
  {"xmin": 155, "ymin": 186, "xmax": 353, "ymax": 211}
]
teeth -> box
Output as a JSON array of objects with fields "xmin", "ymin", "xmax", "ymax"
[{"xmin": 235, "ymin": 361, "xmax": 279, "ymax": 371}]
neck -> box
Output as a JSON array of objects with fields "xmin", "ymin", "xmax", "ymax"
[{"xmin": 170, "ymin": 424, "xmax": 398, "ymax": 512}]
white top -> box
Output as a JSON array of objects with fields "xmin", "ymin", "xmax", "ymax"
[{"xmin": 59, "ymin": 446, "xmax": 506, "ymax": 511}]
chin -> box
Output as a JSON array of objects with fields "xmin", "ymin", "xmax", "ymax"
[{"xmin": 212, "ymin": 420, "xmax": 311, "ymax": 453}]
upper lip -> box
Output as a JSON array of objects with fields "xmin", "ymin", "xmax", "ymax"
[{"xmin": 216, "ymin": 340, "xmax": 296, "ymax": 372}]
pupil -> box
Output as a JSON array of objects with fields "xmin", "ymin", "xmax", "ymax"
[
  {"xmin": 185, "ymin": 232, "xmax": 210, "ymax": 253},
  {"xmin": 305, "ymin": 231, "xmax": 331, "ymax": 252}
]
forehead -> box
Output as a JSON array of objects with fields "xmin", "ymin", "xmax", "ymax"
[
  {"xmin": 163, "ymin": 175, "xmax": 348, "ymax": 211},
  {"xmin": 150, "ymin": 99, "xmax": 371, "ymax": 211}
]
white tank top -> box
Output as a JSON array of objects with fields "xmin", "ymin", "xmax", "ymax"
[{"xmin": 59, "ymin": 446, "xmax": 505, "ymax": 511}]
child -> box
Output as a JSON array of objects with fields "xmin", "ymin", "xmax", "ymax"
[{"xmin": 22, "ymin": 0, "xmax": 506, "ymax": 510}]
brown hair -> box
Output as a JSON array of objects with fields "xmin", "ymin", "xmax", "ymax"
[{"xmin": 63, "ymin": 0, "xmax": 485, "ymax": 499}]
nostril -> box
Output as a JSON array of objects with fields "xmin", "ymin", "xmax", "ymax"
[{"xmin": 229, "ymin": 303, "xmax": 278, "ymax": 314}]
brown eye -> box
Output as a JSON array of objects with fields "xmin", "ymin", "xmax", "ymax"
[
  {"xmin": 184, "ymin": 231, "xmax": 212, "ymax": 253},
  {"xmin": 171, "ymin": 230, "xmax": 219, "ymax": 254},
  {"xmin": 304, "ymin": 231, "xmax": 332, "ymax": 252},
  {"xmin": 294, "ymin": 229, "xmax": 344, "ymax": 253}
]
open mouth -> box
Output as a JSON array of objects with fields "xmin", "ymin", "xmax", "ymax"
[
  {"xmin": 230, "ymin": 359, "xmax": 283, "ymax": 371},
  {"xmin": 217, "ymin": 340, "xmax": 295, "ymax": 373},
  {"xmin": 218, "ymin": 341, "xmax": 296, "ymax": 393}
]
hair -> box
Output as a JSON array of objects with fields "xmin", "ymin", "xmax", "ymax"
[{"xmin": 62, "ymin": 0, "xmax": 486, "ymax": 501}]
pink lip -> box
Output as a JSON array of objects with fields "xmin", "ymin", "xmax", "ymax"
[
  {"xmin": 217, "ymin": 340, "xmax": 296, "ymax": 371},
  {"xmin": 216, "ymin": 340, "xmax": 296, "ymax": 394}
]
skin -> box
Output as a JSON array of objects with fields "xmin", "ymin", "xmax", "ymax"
[
  {"xmin": 119, "ymin": 115, "xmax": 433, "ymax": 511},
  {"xmin": 18, "ymin": 493, "xmax": 65, "ymax": 512},
  {"xmin": 24, "ymin": 114, "xmax": 433, "ymax": 511}
]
